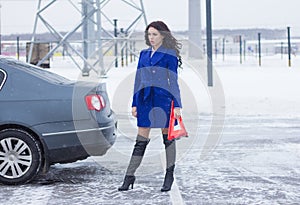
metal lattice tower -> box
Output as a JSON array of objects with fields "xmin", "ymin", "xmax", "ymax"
[{"xmin": 28, "ymin": 0, "xmax": 147, "ymax": 77}]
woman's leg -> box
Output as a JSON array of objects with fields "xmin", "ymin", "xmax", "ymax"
[
  {"xmin": 118, "ymin": 127, "xmax": 151, "ymax": 191},
  {"xmin": 138, "ymin": 127, "xmax": 151, "ymax": 138},
  {"xmin": 161, "ymin": 128, "xmax": 176, "ymax": 192},
  {"xmin": 161, "ymin": 128, "xmax": 168, "ymax": 135}
]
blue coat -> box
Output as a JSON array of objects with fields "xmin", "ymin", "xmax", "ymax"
[{"xmin": 132, "ymin": 46, "xmax": 182, "ymax": 128}]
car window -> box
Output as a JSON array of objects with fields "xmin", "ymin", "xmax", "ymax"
[{"xmin": 0, "ymin": 69, "xmax": 7, "ymax": 91}]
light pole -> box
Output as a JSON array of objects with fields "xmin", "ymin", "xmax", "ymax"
[
  {"xmin": 114, "ymin": 19, "xmax": 118, "ymax": 68},
  {"xmin": 258, "ymin": 33, "xmax": 261, "ymax": 66},
  {"xmin": 206, "ymin": 0, "xmax": 213, "ymax": 86},
  {"xmin": 287, "ymin": 26, "xmax": 291, "ymax": 67}
]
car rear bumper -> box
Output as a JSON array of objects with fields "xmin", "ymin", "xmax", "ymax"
[
  {"xmin": 46, "ymin": 123, "xmax": 117, "ymax": 164},
  {"xmin": 35, "ymin": 113, "xmax": 117, "ymax": 164}
]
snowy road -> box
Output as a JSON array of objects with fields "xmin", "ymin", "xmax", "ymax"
[{"xmin": 1, "ymin": 115, "xmax": 299, "ymax": 205}]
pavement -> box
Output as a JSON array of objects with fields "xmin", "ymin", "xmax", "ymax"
[{"xmin": 1, "ymin": 114, "xmax": 299, "ymax": 205}]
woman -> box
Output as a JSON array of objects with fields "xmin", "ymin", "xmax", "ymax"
[{"xmin": 118, "ymin": 21, "xmax": 182, "ymax": 192}]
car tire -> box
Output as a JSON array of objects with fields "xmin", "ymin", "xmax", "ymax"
[{"xmin": 0, "ymin": 128, "xmax": 42, "ymax": 185}]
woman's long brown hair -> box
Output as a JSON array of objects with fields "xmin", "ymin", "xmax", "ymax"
[{"xmin": 144, "ymin": 21, "xmax": 182, "ymax": 67}]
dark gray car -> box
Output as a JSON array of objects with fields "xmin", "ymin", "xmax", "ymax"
[{"xmin": 0, "ymin": 56, "xmax": 117, "ymax": 185}]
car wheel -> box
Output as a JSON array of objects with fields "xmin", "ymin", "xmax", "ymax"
[{"xmin": 0, "ymin": 128, "xmax": 42, "ymax": 185}]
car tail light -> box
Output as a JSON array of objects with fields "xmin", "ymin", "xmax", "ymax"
[{"xmin": 85, "ymin": 94, "xmax": 105, "ymax": 111}]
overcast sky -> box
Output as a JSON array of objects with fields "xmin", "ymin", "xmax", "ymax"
[{"xmin": 1, "ymin": 0, "xmax": 299, "ymax": 35}]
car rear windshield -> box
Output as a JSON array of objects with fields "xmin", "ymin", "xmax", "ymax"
[{"xmin": 1, "ymin": 57, "xmax": 72, "ymax": 84}]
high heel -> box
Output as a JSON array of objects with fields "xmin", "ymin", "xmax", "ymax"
[{"xmin": 118, "ymin": 175, "xmax": 135, "ymax": 191}]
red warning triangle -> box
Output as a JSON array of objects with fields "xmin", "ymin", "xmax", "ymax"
[{"xmin": 168, "ymin": 101, "xmax": 188, "ymax": 141}]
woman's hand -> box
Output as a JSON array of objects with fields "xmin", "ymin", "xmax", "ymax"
[
  {"xmin": 132, "ymin": 106, "xmax": 137, "ymax": 118},
  {"xmin": 174, "ymin": 108, "xmax": 181, "ymax": 119}
]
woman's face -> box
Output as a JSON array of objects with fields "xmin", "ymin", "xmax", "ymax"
[{"xmin": 147, "ymin": 27, "xmax": 164, "ymax": 50}]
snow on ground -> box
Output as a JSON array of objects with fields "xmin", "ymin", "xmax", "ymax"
[
  {"xmin": 214, "ymin": 55, "xmax": 300, "ymax": 117},
  {"xmin": 1, "ymin": 54, "xmax": 299, "ymax": 204}
]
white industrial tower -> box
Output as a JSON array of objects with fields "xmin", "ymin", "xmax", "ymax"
[{"xmin": 189, "ymin": 0, "xmax": 203, "ymax": 59}]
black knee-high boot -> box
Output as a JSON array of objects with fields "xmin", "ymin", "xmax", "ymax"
[
  {"xmin": 118, "ymin": 135, "xmax": 150, "ymax": 191},
  {"xmin": 161, "ymin": 134, "xmax": 176, "ymax": 192}
]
